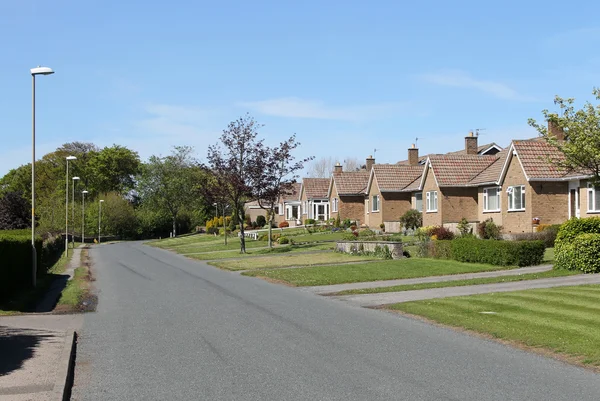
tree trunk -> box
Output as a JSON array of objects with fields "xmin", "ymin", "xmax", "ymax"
[
  {"xmin": 172, "ymin": 217, "xmax": 177, "ymax": 237},
  {"xmin": 268, "ymin": 215, "xmax": 273, "ymax": 248},
  {"xmin": 238, "ymin": 208, "xmax": 246, "ymax": 253}
]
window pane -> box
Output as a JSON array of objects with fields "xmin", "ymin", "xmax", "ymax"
[
  {"xmin": 488, "ymin": 188, "xmax": 499, "ymax": 210},
  {"xmin": 595, "ymin": 189, "xmax": 600, "ymax": 211},
  {"xmin": 415, "ymin": 193, "xmax": 423, "ymax": 212}
]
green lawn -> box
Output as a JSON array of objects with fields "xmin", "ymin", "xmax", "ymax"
[
  {"xmin": 331, "ymin": 269, "xmax": 581, "ymax": 295},
  {"xmin": 173, "ymin": 240, "xmax": 267, "ymax": 254},
  {"xmin": 289, "ymin": 232, "xmax": 346, "ymax": 243},
  {"xmin": 388, "ymin": 285, "xmax": 600, "ymax": 367},
  {"xmin": 212, "ymin": 252, "xmax": 379, "ymax": 271},
  {"xmin": 57, "ymin": 267, "xmax": 86, "ymax": 307},
  {"xmin": 187, "ymin": 243, "xmax": 333, "ymax": 260},
  {"xmin": 544, "ymin": 247, "xmax": 555, "ymax": 263},
  {"xmin": 242, "ymin": 258, "xmax": 515, "ymax": 286}
]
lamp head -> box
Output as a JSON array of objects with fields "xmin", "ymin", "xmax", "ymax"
[
  {"xmin": 66, "ymin": 156, "xmax": 77, "ymax": 161},
  {"xmin": 82, "ymin": 190, "xmax": 89, "ymax": 194},
  {"xmin": 99, "ymin": 200, "xmax": 104, "ymax": 203},
  {"xmin": 30, "ymin": 66, "xmax": 55, "ymax": 76},
  {"xmin": 72, "ymin": 176, "xmax": 80, "ymax": 181}
]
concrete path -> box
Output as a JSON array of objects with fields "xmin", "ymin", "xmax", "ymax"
[
  {"xmin": 303, "ymin": 265, "xmax": 554, "ymax": 294},
  {"xmin": 332, "ymin": 273, "xmax": 600, "ymax": 307},
  {"xmin": 0, "ymin": 315, "xmax": 82, "ymax": 401},
  {"xmin": 72, "ymin": 242, "xmax": 600, "ymax": 400}
]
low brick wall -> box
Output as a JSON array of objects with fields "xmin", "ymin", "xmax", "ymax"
[{"xmin": 335, "ymin": 241, "xmax": 404, "ymax": 259}]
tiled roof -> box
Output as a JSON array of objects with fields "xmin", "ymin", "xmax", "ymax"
[
  {"xmin": 333, "ymin": 171, "xmax": 370, "ymax": 195},
  {"xmin": 513, "ymin": 140, "xmax": 587, "ymax": 179},
  {"xmin": 428, "ymin": 154, "xmax": 498, "ymax": 187},
  {"xmin": 302, "ymin": 178, "xmax": 330, "ymax": 199},
  {"xmin": 397, "ymin": 143, "xmax": 502, "ymax": 165},
  {"xmin": 372, "ymin": 164, "xmax": 423, "ymax": 192},
  {"xmin": 468, "ymin": 149, "xmax": 509, "ymax": 185},
  {"xmin": 280, "ymin": 182, "xmax": 301, "ymax": 202}
]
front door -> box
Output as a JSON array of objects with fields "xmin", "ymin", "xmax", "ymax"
[{"xmin": 570, "ymin": 189, "xmax": 580, "ymax": 218}]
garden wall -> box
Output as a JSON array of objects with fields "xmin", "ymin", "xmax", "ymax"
[{"xmin": 335, "ymin": 241, "xmax": 403, "ymax": 259}]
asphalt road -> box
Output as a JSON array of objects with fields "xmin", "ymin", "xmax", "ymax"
[{"xmin": 72, "ymin": 242, "xmax": 600, "ymax": 401}]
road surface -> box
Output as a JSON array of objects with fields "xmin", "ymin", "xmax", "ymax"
[{"xmin": 72, "ymin": 242, "xmax": 600, "ymax": 400}]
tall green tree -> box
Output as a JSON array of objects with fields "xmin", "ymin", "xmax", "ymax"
[
  {"xmin": 528, "ymin": 88, "xmax": 600, "ymax": 185},
  {"xmin": 137, "ymin": 146, "xmax": 200, "ymax": 237},
  {"xmin": 0, "ymin": 192, "xmax": 30, "ymax": 230}
]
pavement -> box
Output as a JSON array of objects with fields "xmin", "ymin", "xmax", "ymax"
[
  {"xmin": 0, "ymin": 246, "xmax": 83, "ymax": 401},
  {"xmin": 302, "ymin": 264, "xmax": 554, "ymax": 294},
  {"xmin": 0, "ymin": 315, "xmax": 82, "ymax": 401},
  {"xmin": 72, "ymin": 241, "xmax": 600, "ymax": 401},
  {"xmin": 331, "ymin": 273, "xmax": 600, "ymax": 307}
]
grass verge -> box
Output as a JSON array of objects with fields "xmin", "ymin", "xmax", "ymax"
[
  {"xmin": 331, "ymin": 269, "xmax": 580, "ymax": 295},
  {"xmin": 212, "ymin": 252, "xmax": 380, "ymax": 271},
  {"xmin": 386, "ymin": 284, "xmax": 600, "ymax": 369},
  {"xmin": 55, "ymin": 248, "xmax": 97, "ymax": 313},
  {"xmin": 242, "ymin": 258, "xmax": 516, "ymax": 286},
  {"xmin": 186, "ymin": 243, "xmax": 333, "ymax": 260}
]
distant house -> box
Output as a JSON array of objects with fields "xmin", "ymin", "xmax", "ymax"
[
  {"xmin": 277, "ymin": 182, "xmax": 302, "ymax": 227},
  {"xmin": 364, "ymin": 146, "xmax": 423, "ymax": 232},
  {"xmin": 328, "ymin": 156, "xmax": 372, "ymax": 225},
  {"xmin": 300, "ymin": 178, "xmax": 331, "ymax": 222}
]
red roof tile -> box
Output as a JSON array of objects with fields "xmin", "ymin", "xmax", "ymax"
[
  {"xmin": 302, "ymin": 178, "xmax": 330, "ymax": 199},
  {"xmin": 428, "ymin": 155, "xmax": 498, "ymax": 187},
  {"xmin": 333, "ymin": 171, "xmax": 370, "ymax": 195},
  {"xmin": 372, "ymin": 164, "xmax": 423, "ymax": 192},
  {"xmin": 513, "ymin": 140, "xmax": 587, "ymax": 179}
]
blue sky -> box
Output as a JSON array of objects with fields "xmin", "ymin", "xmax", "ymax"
[{"xmin": 1, "ymin": 0, "xmax": 600, "ymax": 176}]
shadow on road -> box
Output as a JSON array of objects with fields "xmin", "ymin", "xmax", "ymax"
[{"xmin": 0, "ymin": 326, "xmax": 54, "ymax": 376}]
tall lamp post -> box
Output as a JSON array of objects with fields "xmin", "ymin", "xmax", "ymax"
[
  {"xmin": 65, "ymin": 155, "xmax": 77, "ymax": 256},
  {"xmin": 98, "ymin": 199, "xmax": 104, "ymax": 244},
  {"xmin": 72, "ymin": 177, "xmax": 80, "ymax": 249},
  {"xmin": 31, "ymin": 66, "xmax": 54, "ymax": 288},
  {"xmin": 82, "ymin": 190, "xmax": 88, "ymax": 245}
]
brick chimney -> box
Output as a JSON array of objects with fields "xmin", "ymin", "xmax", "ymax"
[
  {"xmin": 366, "ymin": 155, "xmax": 375, "ymax": 172},
  {"xmin": 408, "ymin": 144, "xmax": 419, "ymax": 166},
  {"xmin": 334, "ymin": 162, "xmax": 342, "ymax": 174},
  {"xmin": 548, "ymin": 119, "xmax": 565, "ymax": 141},
  {"xmin": 465, "ymin": 131, "xmax": 478, "ymax": 155}
]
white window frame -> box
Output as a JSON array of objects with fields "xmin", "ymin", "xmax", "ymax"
[
  {"xmin": 371, "ymin": 195, "xmax": 380, "ymax": 212},
  {"xmin": 414, "ymin": 192, "xmax": 423, "ymax": 212},
  {"xmin": 426, "ymin": 191, "xmax": 438, "ymax": 212},
  {"xmin": 507, "ymin": 185, "xmax": 526, "ymax": 211},
  {"xmin": 366, "ymin": 199, "xmax": 369, "ymax": 215},
  {"xmin": 483, "ymin": 186, "xmax": 501, "ymax": 212},
  {"xmin": 278, "ymin": 203, "xmax": 284, "ymax": 215},
  {"xmin": 303, "ymin": 201, "xmax": 308, "ymax": 215},
  {"xmin": 332, "ymin": 197, "xmax": 339, "ymax": 212},
  {"xmin": 588, "ymin": 183, "xmax": 600, "ymax": 212}
]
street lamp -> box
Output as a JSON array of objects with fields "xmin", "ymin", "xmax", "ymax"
[
  {"xmin": 65, "ymin": 155, "xmax": 76, "ymax": 256},
  {"xmin": 82, "ymin": 190, "xmax": 88, "ymax": 245},
  {"xmin": 72, "ymin": 177, "xmax": 80, "ymax": 249},
  {"xmin": 98, "ymin": 199, "xmax": 104, "ymax": 244},
  {"xmin": 30, "ymin": 66, "xmax": 54, "ymax": 288}
]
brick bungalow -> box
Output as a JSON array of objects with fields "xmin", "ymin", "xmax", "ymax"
[
  {"xmin": 300, "ymin": 178, "xmax": 330, "ymax": 222},
  {"xmin": 328, "ymin": 156, "xmax": 373, "ymax": 225},
  {"xmin": 364, "ymin": 146, "xmax": 423, "ymax": 232}
]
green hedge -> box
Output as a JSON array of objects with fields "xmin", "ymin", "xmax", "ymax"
[
  {"xmin": 0, "ymin": 230, "xmax": 63, "ymax": 301},
  {"xmin": 428, "ymin": 238, "xmax": 545, "ymax": 267},
  {"xmin": 565, "ymin": 234, "xmax": 600, "ymax": 273},
  {"xmin": 555, "ymin": 217, "xmax": 600, "ymax": 271}
]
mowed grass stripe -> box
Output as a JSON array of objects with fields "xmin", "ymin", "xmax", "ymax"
[{"xmin": 390, "ymin": 285, "xmax": 600, "ymax": 366}]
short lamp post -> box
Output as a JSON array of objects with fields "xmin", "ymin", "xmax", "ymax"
[
  {"xmin": 98, "ymin": 199, "xmax": 104, "ymax": 244},
  {"xmin": 82, "ymin": 190, "xmax": 88, "ymax": 244},
  {"xmin": 72, "ymin": 177, "xmax": 80, "ymax": 249},
  {"xmin": 31, "ymin": 66, "xmax": 54, "ymax": 288}
]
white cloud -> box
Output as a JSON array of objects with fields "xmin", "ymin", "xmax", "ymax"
[
  {"xmin": 238, "ymin": 97, "xmax": 416, "ymax": 121},
  {"xmin": 419, "ymin": 70, "xmax": 536, "ymax": 101}
]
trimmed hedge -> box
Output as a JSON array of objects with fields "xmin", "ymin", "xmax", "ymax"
[
  {"xmin": 428, "ymin": 238, "xmax": 545, "ymax": 267},
  {"xmin": 555, "ymin": 217, "xmax": 600, "ymax": 270},
  {"xmin": 0, "ymin": 230, "xmax": 43, "ymax": 300},
  {"xmin": 563, "ymin": 234, "xmax": 600, "ymax": 273}
]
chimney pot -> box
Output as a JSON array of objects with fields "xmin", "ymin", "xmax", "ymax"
[
  {"xmin": 408, "ymin": 145, "xmax": 419, "ymax": 166},
  {"xmin": 366, "ymin": 155, "xmax": 375, "ymax": 172},
  {"xmin": 465, "ymin": 132, "xmax": 478, "ymax": 155},
  {"xmin": 334, "ymin": 162, "xmax": 342, "ymax": 174}
]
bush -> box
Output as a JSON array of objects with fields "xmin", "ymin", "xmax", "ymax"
[
  {"xmin": 567, "ymin": 234, "xmax": 600, "ymax": 273},
  {"xmin": 457, "ymin": 218, "xmax": 471, "ymax": 237},
  {"xmin": 399, "ymin": 209, "xmax": 422, "ymax": 231},
  {"xmin": 477, "ymin": 218, "xmax": 502, "ymax": 240},
  {"xmin": 450, "ymin": 238, "xmax": 545, "ymax": 267},
  {"xmin": 342, "ymin": 218, "xmax": 352, "ymax": 228},
  {"xmin": 278, "ymin": 221, "xmax": 290, "ymax": 228},
  {"xmin": 430, "ymin": 240, "xmax": 453, "ymax": 259},
  {"xmin": 207, "ymin": 226, "xmax": 219, "ymax": 235},
  {"xmin": 509, "ymin": 230, "xmax": 557, "ymax": 248},
  {"xmin": 0, "ymin": 230, "xmax": 43, "ymax": 301},
  {"xmin": 334, "ymin": 215, "xmax": 341, "ymax": 228},
  {"xmin": 258, "ymin": 233, "xmax": 268, "ymax": 241},
  {"xmin": 359, "ymin": 229, "xmax": 376, "ymax": 238},
  {"xmin": 429, "ymin": 226, "xmax": 455, "ymax": 240},
  {"xmin": 256, "ymin": 215, "xmax": 266, "ymax": 227},
  {"xmin": 304, "ymin": 218, "xmax": 316, "ymax": 225},
  {"xmin": 555, "ymin": 217, "xmax": 600, "ymax": 270},
  {"xmin": 278, "ymin": 236, "xmax": 290, "ymax": 245}
]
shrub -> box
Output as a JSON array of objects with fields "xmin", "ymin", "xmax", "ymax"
[
  {"xmin": 342, "ymin": 218, "xmax": 352, "ymax": 228},
  {"xmin": 304, "ymin": 218, "xmax": 316, "ymax": 225},
  {"xmin": 379, "ymin": 223, "xmax": 385, "ymax": 232},
  {"xmin": 207, "ymin": 226, "xmax": 219, "ymax": 235},
  {"xmin": 429, "ymin": 226, "xmax": 455, "ymax": 240},
  {"xmin": 568, "ymin": 234, "xmax": 600, "ymax": 273},
  {"xmin": 349, "ymin": 225, "xmax": 357, "ymax": 231},
  {"xmin": 359, "ymin": 229, "xmax": 376, "ymax": 238},
  {"xmin": 399, "ymin": 209, "xmax": 422, "ymax": 231},
  {"xmin": 457, "ymin": 218, "xmax": 471, "ymax": 237},
  {"xmin": 0, "ymin": 230, "xmax": 43, "ymax": 301},
  {"xmin": 430, "ymin": 240, "xmax": 453, "ymax": 259},
  {"xmin": 334, "ymin": 215, "xmax": 341, "ymax": 228},
  {"xmin": 477, "ymin": 218, "xmax": 502, "ymax": 240},
  {"xmin": 256, "ymin": 215, "xmax": 266, "ymax": 227},
  {"xmin": 449, "ymin": 238, "xmax": 545, "ymax": 267},
  {"xmin": 555, "ymin": 217, "xmax": 600, "ymax": 270},
  {"xmin": 278, "ymin": 221, "xmax": 290, "ymax": 228},
  {"xmin": 278, "ymin": 236, "xmax": 290, "ymax": 245},
  {"xmin": 258, "ymin": 233, "xmax": 268, "ymax": 241},
  {"xmin": 509, "ymin": 231, "xmax": 557, "ymax": 248}
]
